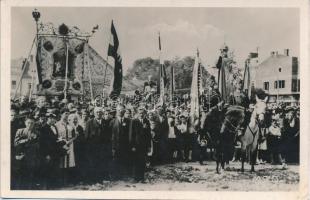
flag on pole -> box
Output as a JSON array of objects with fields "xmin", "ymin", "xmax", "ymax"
[
  {"xmin": 157, "ymin": 32, "xmax": 167, "ymax": 105},
  {"xmin": 108, "ymin": 20, "xmax": 123, "ymax": 99},
  {"xmin": 190, "ymin": 49, "xmax": 202, "ymax": 122},
  {"xmin": 249, "ymin": 52, "xmax": 258, "ymax": 58},
  {"xmin": 169, "ymin": 65, "xmax": 175, "ymax": 101},
  {"xmin": 243, "ymin": 59, "xmax": 251, "ymax": 99}
]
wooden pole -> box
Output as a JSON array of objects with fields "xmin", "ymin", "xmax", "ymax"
[
  {"xmin": 28, "ymin": 63, "xmax": 35, "ymax": 102},
  {"xmin": 13, "ymin": 37, "xmax": 36, "ymax": 100},
  {"xmin": 64, "ymin": 37, "xmax": 69, "ymax": 100},
  {"xmin": 86, "ymin": 43, "xmax": 94, "ymax": 102}
]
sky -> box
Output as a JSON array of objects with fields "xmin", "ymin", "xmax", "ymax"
[{"xmin": 11, "ymin": 7, "xmax": 299, "ymax": 74}]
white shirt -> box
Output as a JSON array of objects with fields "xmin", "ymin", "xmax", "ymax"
[
  {"xmin": 178, "ymin": 123, "xmax": 188, "ymax": 133},
  {"xmin": 168, "ymin": 126, "xmax": 176, "ymax": 138},
  {"xmin": 269, "ymin": 125, "xmax": 281, "ymax": 136}
]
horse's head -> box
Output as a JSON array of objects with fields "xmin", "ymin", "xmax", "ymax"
[{"xmin": 254, "ymin": 95, "xmax": 268, "ymax": 124}]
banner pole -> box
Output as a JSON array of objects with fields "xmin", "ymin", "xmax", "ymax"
[
  {"xmin": 86, "ymin": 43, "xmax": 94, "ymax": 102},
  {"xmin": 13, "ymin": 37, "xmax": 36, "ymax": 100},
  {"xmin": 64, "ymin": 37, "xmax": 69, "ymax": 100}
]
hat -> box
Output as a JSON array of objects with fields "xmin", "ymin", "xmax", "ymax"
[
  {"xmin": 60, "ymin": 108, "xmax": 70, "ymax": 114},
  {"xmin": 179, "ymin": 115, "xmax": 187, "ymax": 119},
  {"xmin": 94, "ymin": 106, "xmax": 103, "ymax": 113},
  {"xmin": 285, "ymin": 106, "xmax": 296, "ymax": 113},
  {"xmin": 46, "ymin": 109, "xmax": 57, "ymax": 117}
]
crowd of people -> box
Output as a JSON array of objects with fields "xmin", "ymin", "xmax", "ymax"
[{"xmin": 10, "ymin": 84, "xmax": 300, "ymax": 190}]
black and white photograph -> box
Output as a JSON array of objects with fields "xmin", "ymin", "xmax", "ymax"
[{"xmin": 1, "ymin": 0, "xmax": 309, "ymax": 199}]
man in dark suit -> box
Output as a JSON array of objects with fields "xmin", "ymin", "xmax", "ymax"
[
  {"xmin": 11, "ymin": 106, "xmax": 24, "ymax": 189},
  {"xmin": 110, "ymin": 104, "xmax": 131, "ymax": 179},
  {"xmin": 39, "ymin": 110, "xmax": 60, "ymax": 189},
  {"xmin": 84, "ymin": 107, "xmax": 110, "ymax": 182},
  {"xmin": 156, "ymin": 106, "xmax": 169, "ymax": 163},
  {"xmin": 131, "ymin": 107, "xmax": 152, "ymax": 182}
]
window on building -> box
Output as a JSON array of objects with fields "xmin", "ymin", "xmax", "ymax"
[
  {"xmin": 12, "ymin": 80, "xmax": 16, "ymax": 89},
  {"xmin": 279, "ymin": 80, "xmax": 285, "ymax": 88},
  {"xmin": 298, "ymin": 79, "xmax": 300, "ymax": 92},
  {"xmin": 274, "ymin": 81, "xmax": 278, "ymax": 89},
  {"xmin": 28, "ymin": 83, "xmax": 32, "ymax": 90},
  {"xmin": 292, "ymin": 79, "xmax": 298, "ymax": 92},
  {"xmin": 275, "ymin": 80, "xmax": 285, "ymax": 89},
  {"xmin": 264, "ymin": 82, "xmax": 269, "ymax": 91}
]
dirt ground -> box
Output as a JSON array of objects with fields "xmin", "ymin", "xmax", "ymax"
[{"xmin": 63, "ymin": 161, "xmax": 299, "ymax": 191}]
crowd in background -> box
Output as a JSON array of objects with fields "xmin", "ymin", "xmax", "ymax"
[{"xmin": 10, "ymin": 86, "xmax": 300, "ymax": 189}]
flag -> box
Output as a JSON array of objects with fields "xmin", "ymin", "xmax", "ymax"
[
  {"xmin": 169, "ymin": 65, "xmax": 175, "ymax": 101},
  {"xmin": 108, "ymin": 20, "xmax": 123, "ymax": 99},
  {"xmin": 249, "ymin": 52, "xmax": 258, "ymax": 58},
  {"xmin": 157, "ymin": 32, "xmax": 167, "ymax": 105},
  {"xmin": 243, "ymin": 59, "xmax": 251, "ymax": 98},
  {"xmin": 190, "ymin": 50, "xmax": 202, "ymax": 122}
]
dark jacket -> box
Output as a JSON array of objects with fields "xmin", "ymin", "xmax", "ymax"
[
  {"xmin": 131, "ymin": 118, "xmax": 152, "ymax": 154},
  {"xmin": 110, "ymin": 117, "xmax": 131, "ymax": 154},
  {"xmin": 157, "ymin": 116, "xmax": 169, "ymax": 140},
  {"xmin": 84, "ymin": 118, "xmax": 108, "ymax": 144},
  {"xmin": 14, "ymin": 128, "xmax": 40, "ymax": 168},
  {"xmin": 39, "ymin": 124, "xmax": 59, "ymax": 159}
]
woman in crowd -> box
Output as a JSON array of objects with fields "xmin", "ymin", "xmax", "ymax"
[
  {"xmin": 267, "ymin": 116, "xmax": 283, "ymax": 165},
  {"xmin": 68, "ymin": 113, "xmax": 84, "ymax": 183},
  {"xmin": 55, "ymin": 108, "xmax": 76, "ymax": 186}
]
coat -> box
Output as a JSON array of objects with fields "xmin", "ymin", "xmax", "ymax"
[
  {"xmin": 39, "ymin": 124, "xmax": 59, "ymax": 159},
  {"xmin": 55, "ymin": 121, "xmax": 75, "ymax": 168},
  {"xmin": 84, "ymin": 118, "xmax": 109, "ymax": 144},
  {"xmin": 110, "ymin": 117, "xmax": 131, "ymax": 155},
  {"xmin": 14, "ymin": 128, "xmax": 40, "ymax": 169},
  {"xmin": 131, "ymin": 118, "xmax": 152, "ymax": 155}
]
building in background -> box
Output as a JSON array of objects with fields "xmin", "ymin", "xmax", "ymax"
[
  {"xmin": 255, "ymin": 49, "xmax": 299, "ymax": 105},
  {"xmin": 11, "ymin": 56, "xmax": 35, "ymax": 99}
]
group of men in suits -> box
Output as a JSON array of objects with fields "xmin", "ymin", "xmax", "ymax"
[{"xmin": 11, "ymin": 101, "xmax": 153, "ymax": 189}]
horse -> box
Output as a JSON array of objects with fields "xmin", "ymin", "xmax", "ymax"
[
  {"xmin": 240, "ymin": 96, "xmax": 268, "ymax": 172},
  {"xmin": 215, "ymin": 105, "xmax": 245, "ymax": 174}
]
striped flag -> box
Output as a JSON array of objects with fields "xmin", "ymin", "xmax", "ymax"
[
  {"xmin": 157, "ymin": 32, "xmax": 167, "ymax": 105},
  {"xmin": 108, "ymin": 20, "xmax": 123, "ymax": 99},
  {"xmin": 190, "ymin": 49, "xmax": 202, "ymax": 122}
]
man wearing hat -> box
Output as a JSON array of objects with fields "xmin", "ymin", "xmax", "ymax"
[
  {"xmin": 282, "ymin": 106, "xmax": 299, "ymax": 163},
  {"xmin": 38, "ymin": 109, "xmax": 60, "ymax": 189}
]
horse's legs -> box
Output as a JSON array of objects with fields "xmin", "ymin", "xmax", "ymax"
[
  {"xmin": 221, "ymin": 154, "xmax": 225, "ymax": 170},
  {"xmin": 241, "ymin": 150, "xmax": 245, "ymax": 172},
  {"xmin": 250, "ymin": 150, "xmax": 257, "ymax": 173}
]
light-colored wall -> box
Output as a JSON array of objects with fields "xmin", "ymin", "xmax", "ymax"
[{"xmin": 255, "ymin": 54, "xmax": 294, "ymax": 95}]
